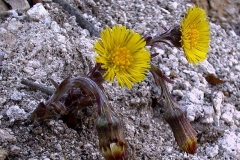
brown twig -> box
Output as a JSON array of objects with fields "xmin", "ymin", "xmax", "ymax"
[
  {"xmin": 52, "ymin": 0, "xmax": 100, "ymax": 37},
  {"xmin": 21, "ymin": 79, "xmax": 55, "ymax": 95},
  {"xmin": 0, "ymin": 51, "xmax": 3, "ymax": 73}
]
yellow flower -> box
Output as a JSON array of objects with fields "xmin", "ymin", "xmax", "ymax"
[
  {"xmin": 180, "ymin": 6, "xmax": 210, "ymax": 65},
  {"xmin": 94, "ymin": 25, "xmax": 151, "ymax": 88}
]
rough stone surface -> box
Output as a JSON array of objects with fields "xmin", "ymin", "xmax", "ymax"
[
  {"xmin": 0, "ymin": 148, "xmax": 8, "ymax": 160},
  {"xmin": 0, "ymin": 0, "xmax": 9, "ymax": 12},
  {"xmin": 26, "ymin": 3, "xmax": 51, "ymax": 23},
  {"xmin": 194, "ymin": 0, "xmax": 240, "ymax": 35},
  {"xmin": 10, "ymin": 91, "xmax": 24, "ymax": 101},
  {"xmin": 0, "ymin": 129, "xmax": 17, "ymax": 142},
  {"xmin": 6, "ymin": 105, "xmax": 28, "ymax": 122},
  {"xmin": 0, "ymin": 0, "xmax": 239, "ymax": 159},
  {"xmin": 10, "ymin": 145, "xmax": 21, "ymax": 155},
  {"xmin": 4, "ymin": 0, "xmax": 30, "ymax": 11},
  {"xmin": 206, "ymin": 145, "xmax": 219, "ymax": 158}
]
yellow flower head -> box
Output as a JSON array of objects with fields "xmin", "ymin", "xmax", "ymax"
[
  {"xmin": 94, "ymin": 25, "xmax": 151, "ymax": 88},
  {"xmin": 180, "ymin": 6, "xmax": 210, "ymax": 65}
]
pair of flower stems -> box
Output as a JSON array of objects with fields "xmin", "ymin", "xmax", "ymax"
[
  {"xmin": 92, "ymin": 6, "xmax": 210, "ymax": 159},
  {"xmin": 28, "ymin": 5, "xmax": 210, "ymax": 160}
]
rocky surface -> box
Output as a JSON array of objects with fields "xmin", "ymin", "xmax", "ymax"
[{"xmin": 0, "ymin": 0, "xmax": 240, "ymax": 159}]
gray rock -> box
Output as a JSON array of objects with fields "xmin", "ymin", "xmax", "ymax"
[
  {"xmin": 201, "ymin": 105, "xmax": 214, "ymax": 124},
  {"xmin": 221, "ymin": 111, "xmax": 234, "ymax": 125},
  {"xmin": 4, "ymin": 0, "xmax": 30, "ymax": 12},
  {"xmin": 23, "ymin": 67, "xmax": 34, "ymax": 75},
  {"xmin": 0, "ymin": 0, "xmax": 9, "ymax": 12},
  {"xmin": 212, "ymin": 91, "xmax": 224, "ymax": 126},
  {"xmin": 0, "ymin": 27, "xmax": 17, "ymax": 48},
  {"xmin": 51, "ymin": 21, "xmax": 61, "ymax": 33},
  {"xmin": 172, "ymin": 90, "xmax": 183, "ymax": 97},
  {"xmin": 206, "ymin": 145, "xmax": 219, "ymax": 158},
  {"xmin": 10, "ymin": 145, "xmax": 21, "ymax": 155},
  {"xmin": 183, "ymin": 104, "xmax": 196, "ymax": 121},
  {"xmin": 179, "ymin": 56, "xmax": 188, "ymax": 65},
  {"xmin": 26, "ymin": 3, "xmax": 51, "ymax": 23},
  {"xmin": 27, "ymin": 60, "xmax": 41, "ymax": 69},
  {"xmin": 55, "ymin": 143, "xmax": 62, "ymax": 151},
  {"xmin": 6, "ymin": 105, "xmax": 27, "ymax": 123},
  {"xmin": 198, "ymin": 60, "xmax": 216, "ymax": 74},
  {"xmin": 0, "ymin": 148, "xmax": 8, "ymax": 160},
  {"xmin": 10, "ymin": 91, "xmax": 23, "ymax": 101},
  {"xmin": 234, "ymin": 109, "xmax": 240, "ymax": 118},
  {"xmin": 218, "ymin": 131, "xmax": 240, "ymax": 157},
  {"xmin": 235, "ymin": 65, "xmax": 240, "ymax": 72},
  {"xmin": 184, "ymin": 87, "xmax": 204, "ymax": 104},
  {"xmin": 0, "ymin": 129, "xmax": 17, "ymax": 142},
  {"xmin": 168, "ymin": 2, "xmax": 178, "ymax": 10},
  {"xmin": 7, "ymin": 20, "xmax": 23, "ymax": 33},
  {"xmin": 0, "ymin": 97, "xmax": 6, "ymax": 106}
]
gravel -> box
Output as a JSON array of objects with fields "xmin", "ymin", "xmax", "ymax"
[{"xmin": 0, "ymin": 0, "xmax": 240, "ymax": 159}]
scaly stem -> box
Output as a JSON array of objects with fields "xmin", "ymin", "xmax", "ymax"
[{"xmin": 150, "ymin": 66, "xmax": 179, "ymax": 115}]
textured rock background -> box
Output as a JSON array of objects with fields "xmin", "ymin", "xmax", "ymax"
[
  {"xmin": 193, "ymin": 0, "xmax": 240, "ymax": 35},
  {"xmin": 0, "ymin": 0, "xmax": 240, "ymax": 159}
]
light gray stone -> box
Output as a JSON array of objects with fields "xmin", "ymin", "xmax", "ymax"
[
  {"xmin": 198, "ymin": 60, "xmax": 216, "ymax": 74},
  {"xmin": 221, "ymin": 111, "xmax": 234, "ymax": 125},
  {"xmin": 56, "ymin": 33, "xmax": 67, "ymax": 44},
  {"xmin": 27, "ymin": 60, "xmax": 41, "ymax": 69},
  {"xmin": 212, "ymin": 91, "xmax": 223, "ymax": 126},
  {"xmin": 202, "ymin": 105, "xmax": 214, "ymax": 124},
  {"xmin": 206, "ymin": 145, "xmax": 219, "ymax": 158},
  {"xmin": 26, "ymin": 3, "xmax": 51, "ymax": 23},
  {"xmin": 212, "ymin": 91, "xmax": 223, "ymax": 115},
  {"xmin": 6, "ymin": 105, "xmax": 27, "ymax": 123},
  {"xmin": 0, "ymin": 148, "xmax": 8, "ymax": 160},
  {"xmin": 184, "ymin": 87, "xmax": 204, "ymax": 104},
  {"xmin": 234, "ymin": 110, "xmax": 240, "ymax": 120},
  {"xmin": 218, "ymin": 132, "xmax": 239, "ymax": 156},
  {"xmin": 172, "ymin": 90, "xmax": 183, "ymax": 97},
  {"xmin": 51, "ymin": 21, "xmax": 61, "ymax": 33},
  {"xmin": 0, "ymin": 129, "xmax": 17, "ymax": 142},
  {"xmin": 10, "ymin": 91, "xmax": 23, "ymax": 101},
  {"xmin": 7, "ymin": 20, "xmax": 23, "ymax": 33},
  {"xmin": 168, "ymin": 2, "xmax": 178, "ymax": 10},
  {"xmin": 179, "ymin": 56, "xmax": 188, "ymax": 65},
  {"xmin": 10, "ymin": 145, "xmax": 21, "ymax": 155},
  {"xmin": 0, "ymin": 27, "xmax": 17, "ymax": 48},
  {"xmin": 185, "ymin": 104, "xmax": 197, "ymax": 121},
  {"xmin": 23, "ymin": 67, "xmax": 34, "ymax": 75},
  {"xmin": 235, "ymin": 65, "xmax": 240, "ymax": 72},
  {"xmin": 55, "ymin": 144, "xmax": 62, "ymax": 151}
]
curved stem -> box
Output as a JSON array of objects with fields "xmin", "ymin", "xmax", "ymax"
[{"xmin": 45, "ymin": 76, "xmax": 108, "ymax": 116}]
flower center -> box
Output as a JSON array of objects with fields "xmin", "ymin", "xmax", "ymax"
[
  {"xmin": 112, "ymin": 47, "xmax": 133, "ymax": 69},
  {"xmin": 188, "ymin": 24, "xmax": 199, "ymax": 48}
]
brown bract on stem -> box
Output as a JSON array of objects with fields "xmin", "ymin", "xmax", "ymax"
[
  {"xmin": 150, "ymin": 64, "xmax": 197, "ymax": 154},
  {"xmin": 164, "ymin": 108, "xmax": 197, "ymax": 154}
]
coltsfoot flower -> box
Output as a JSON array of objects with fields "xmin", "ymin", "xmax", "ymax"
[
  {"xmin": 180, "ymin": 6, "xmax": 210, "ymax": 65},
  {"xmin": 94, "ymin": 25, "xmax": 151, "ymax": 88},
  {"xmin": 96, "ymin": 105, "xmax": 127, "ymax": 160},
  {"xmin": 164, "ymin": 108, "xmax": 197, "ymax": 154}
]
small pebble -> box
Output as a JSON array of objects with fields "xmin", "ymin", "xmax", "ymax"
[
  {"xmin": 206, "ymin": 145, "xmax": 219, "ymax": 158},
  {"xmin": 10, "ymin": 145, "xmax": 21, "ymax": 155}
]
